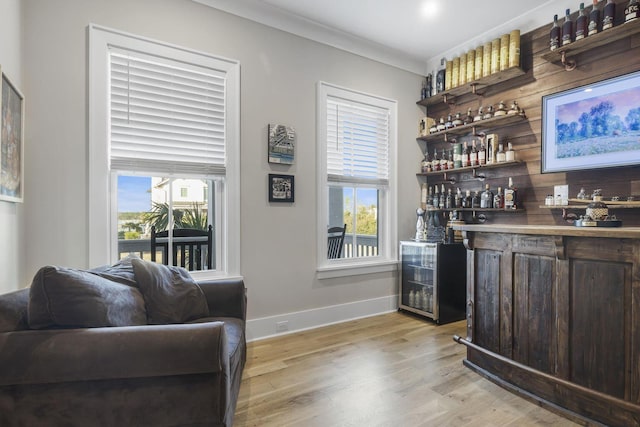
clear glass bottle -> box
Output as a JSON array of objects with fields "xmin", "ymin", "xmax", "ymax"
[
  {"xmin": 439, "ymin": 184, "xmax": 446, "ymax": 209},
  {"xmin": 470, "ymin": 140, "xmax": 478, "ymax": 167},
  {"xmin": 455, "ymin": 187, "xmax": 463, "ymax": 208},
  {"xmin": 562, "ymin": 9, "xmax": 573, "ymax": 46},
  {"xmin": 496, "ymin": 143, "xmax": 506, "ymax": 163},
  {"xmin": 589, "ymin": 0, "xmax": 601, "ymax": 36},
  {"xmin": 505, "ymin": 142, "xmax": 515, "ymax": 162},
  {"xmin": 461, "ymin": 141, "xmax": 470, "ymax": 168},
  {"xmin": 421, "ymin": 152, "xmax": 430, "ymax": 173},
  {"xmin": 421, "ymin": 183, "xmax": 428, "ymax": 209},
  {"xmin": 625, "ymin": 0, "xmax": 639, "ymax": 22},
  {"xmin": 480, "ymin": 184, "xmax": 494, "ymax": 209},
  {"xmin": 432, "ymin": 148, "xmax": 440, "ymax": 171},
  {"xmin": 576, "ymin": 3, "xmax": 588, "ymax": 40},
  {"xmin": 504, "ymin": 177, "xmax": 518, "ymax": 210},
  {"xmin": 445, "ymin": 188, "xmax": 453, "ymax": 209},
  {"xmin": 603, "ymin": 0, "xmax": 616, "ymax": 30},
  {"xmin": 478, "ymin": 139, "xmax": 487, "ymax": 165},
  {"xmin": 550, "ymin": 14, "xmax": 561, "ymax": 51},
  {"xmin": 447, "ymin": 149, "xmax": 454, "ymax": 170},
  {"xmin": 440, "ymin": 148, "xmax": 448, "ymax": 171},
  {"xmin": 432, "ymin": 184, "xmax": 440, "ymax": 208}
]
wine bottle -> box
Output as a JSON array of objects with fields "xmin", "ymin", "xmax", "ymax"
[
  {"xmin": 562, "ymin": 9, "xmax": 574, "ymax": 46},
  {"xmin": 626, "ymin": 0, "xmax": 639, "ymax": 22},
  {"xmin": 504, "ymin": 177, "xmax": 518, "ymax": 210},
  {"xmin": 603, "ymin": 0, "xmax": 615, "ymax": 30},
  {"xmin": 576, "ymin": 3, "xmax": 588, "ymax": 40},
  {"xmin": 550, "ymin": 14, "xmax": 561, "ymax": 51},
  {"xmin": 480, "ymin": 184, "xmax": 494, "ymax": 209},
  {"xmin": 589, "ymin": 0, "xmax": 601, "ymax": 35}
]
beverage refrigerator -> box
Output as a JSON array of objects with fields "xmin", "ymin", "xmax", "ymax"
[{"xmin": 398, "ymin": 241, "xmax": 466, "ymax": 324}]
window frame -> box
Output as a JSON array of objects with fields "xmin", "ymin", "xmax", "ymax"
[
  {"xmin": 316, "ymin": 81, "xmax": 398, "ymax": 278},
  {"xmin": 89, "ymin": 24, "xmax": 240, "ymax": 279}
]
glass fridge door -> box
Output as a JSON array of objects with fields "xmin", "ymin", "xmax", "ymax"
[{"xmin": 400, "ymin": 242, "xmax": 438, "ymax": 319}]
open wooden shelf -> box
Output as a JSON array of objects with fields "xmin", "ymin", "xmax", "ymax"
[
  {"xmin": 417, "ymin": 66, "xmax": 526, "ymax": 107},
  {"xmin": 417, "ymin": 113, "xmax": 526, "ymax": 142}
]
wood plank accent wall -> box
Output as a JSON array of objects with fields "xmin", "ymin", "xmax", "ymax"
[{"xmin": 423, "ymin": 0, "xmax": 640, "ymax": 226}]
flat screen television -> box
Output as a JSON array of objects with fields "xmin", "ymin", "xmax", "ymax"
[{"xmin": 541, "ymin": 70, "xmax": 640, "ymax": 173}]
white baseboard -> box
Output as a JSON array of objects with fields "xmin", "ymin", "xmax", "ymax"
[{"xmin": 246, "ymin": 294, "xmax": 399, "ymax": 342}]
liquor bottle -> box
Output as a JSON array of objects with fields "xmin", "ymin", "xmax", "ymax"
[
  {"xmin": 478, "ymin": 139, "xmax": 487, "ymax": 165},
  {"xmin": 425, "ymin": 74, "xmax": 433, "ymax": 98},
  {"xmin": 421, "ymin": 78, "xmax": 427, "ymax": 100},
  {"xmin": 496, "ymin": 143, "xmax": 506, "ymax": 163},
  {"xmin": 461, "ymin": 141, "xmax": 470, "ymax": 168},
  {"xmin": 626, "ymin": 0, "xmax": 639, "ymax": 22},
  {"xmin": 447, "ymin": 150, "xmax": 454, "ymax": 170},
  {"xmin": 421, "ymin": 183, "xmax": 428, "ymax": 209},
  {"xmin": 454, "ymin": 188, "xmax": 463, "ymax": 208},
  {"xmin": 550, "ymin": 14, "xmax": 561, "ymax": 51},
  {"xmin": 439, "ymin": 184, "xmax": 446, "ymax": 209},
  {"xmin": 427, "ymin": 186, "xmax": 434, "ymax": 206},
  {"xmin": 432, "ymin": 184, "xmax": 440, "ymax": 208},
  {"xmin": 464, "ymin": 108, "xmax": 474, "ymax": 125},
  {"xmin": 471, "ymin": 191, "xmax": 481, "ymax": 208},
  {"xmin": 603, "ymin": 0, "xmax": 616, "ymax": 30},
  {"xmin": 480, "ymin": 184, "xmax": 494, "ymax": 209},
  {"xmin": 494, "ymin": 187, "xmax": 504, "ymax": 209},
  {"xmin": 470, "ymin": 140, "xmax": 478, "ymax": 167},
  {"xmin": 440, "ymin": 148, "xmax": 448, "ymax": 171},
  {"xmin": 504, "ymin": 177, "xmax": 518, "ymax": 210},
  {"xmin": 436, "ymin": 58, "xmax": 446, "ymax": 93},
  {"xmin": 421, "ymin": 152, "xmax": 430, "ymax": 173},
  {"xmin": 445, "ymin": 114, "xmax": 453, "ymax": 129},
  {"xmin": 589, "ymin": 0, "xmax": 601, "ymax": 35},
  {"xmin": 576, "ymin": 3, "xmax": 588, "ymax": 40},
  {"xmin": 432, "ymin": 148, "xmax": 440, "ymax": 172},
  {"xmin": 562, "ymin": 9, "xmax": 573, "ymax": 46},
  {"xmin": 505, "ymin": 142, "xmax": 515, "ymax": 162},
  {"xmin": 445, "ymin": 188, "xmax": 453, "ymax": 209},
  {"xmin": 462, "ymin": 190, "xmax": 472, "ymax": 208}
]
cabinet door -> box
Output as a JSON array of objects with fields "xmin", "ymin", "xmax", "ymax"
[{"xmin": 473, "ymin": 249, "xmax": 501, "ymax": 354}]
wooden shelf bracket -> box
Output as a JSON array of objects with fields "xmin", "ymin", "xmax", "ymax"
[{"xmin": 560, "ymin": 51, "xmax": 577, "ymax": 71}]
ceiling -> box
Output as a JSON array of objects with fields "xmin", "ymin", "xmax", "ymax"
[{"xmin": 193, "ymin": 0, "xmax": 576, "ymax": 74}]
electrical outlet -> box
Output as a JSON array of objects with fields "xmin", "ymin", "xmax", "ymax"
[{"xmin": 276, "ymin": 321, "xmax": 289, "ymax": 332}]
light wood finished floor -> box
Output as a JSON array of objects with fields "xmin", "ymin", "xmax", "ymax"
[{"xmin": 234, "ymin": 312, "xmax": 580, "ymax": 427}]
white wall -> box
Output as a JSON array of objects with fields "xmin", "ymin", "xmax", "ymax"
[
  {"xmin": 20, "ymin": 0, "xmax": 423, "ymax": 337},
  {"xmin": 0, "ymin": 0, "xmax": 23, "ymax": 293}
]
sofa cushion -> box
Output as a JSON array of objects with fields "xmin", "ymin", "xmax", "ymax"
[
  {"xmin": 0, "ymin": 289, "xmax": 30, "ymax": 332},
  {"xmin": 90, "ymin": 254, "xmax": 139, "ymax": 287},
  {"xmin": 131, "ymin": 258, "xmax": 209, "ymax": 324},
  {"xmin": 28, "ymin": 266, "xmax": 147, "ymax": 329}
]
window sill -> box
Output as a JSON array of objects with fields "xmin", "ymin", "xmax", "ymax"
[{"xmin": 316, "ymin": 259, "xmax": 398, "ymax": 279}]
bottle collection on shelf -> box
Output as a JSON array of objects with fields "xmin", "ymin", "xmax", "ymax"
[
  {"xmin": 550, "ymin": 0, "xmax": 639, "ymax": 51},
  {"xmin": 419, "ymin": 100, "xmax": 524, "ymax": 137},
  {"xmin": 420, "ymin": 29, "xmax": 521, "ymax": 99},
  {"xmin": 420, "ymin": 177, "xmax": 519, "ymax": 211},
  {"xmin": 420, "ymin": 136, "xmax": 515, "ymax": 174}
]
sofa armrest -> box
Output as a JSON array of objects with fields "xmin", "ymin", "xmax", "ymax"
[
  {"xmin": 0, "ymin": 322, "xmax": 229, "ymax": 386},
  {"xmin": 198, "ymin": 279, "xmax": 246, "ymax": 321}
]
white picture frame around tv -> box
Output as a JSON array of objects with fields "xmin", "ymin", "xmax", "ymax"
[{"xmin": 541, "ymin": 70, "xmax": 640, "ymax": 174}]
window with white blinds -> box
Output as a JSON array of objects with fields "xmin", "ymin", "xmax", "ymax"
[
  {"xmin": 317, "ymin": 82, "xmax": 397, "ymax": 276},
  {"xmin": 109, "ymin": 47, "xmax": 226, "ymax": 176},
  {"xmin": 326, "ymin": 96, "xmax": 390, "ymax": 186}
]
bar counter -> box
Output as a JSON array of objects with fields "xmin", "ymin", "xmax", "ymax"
[{"xmin": 451, "ymin": 223, "xmax": 640, "ymax": 426}]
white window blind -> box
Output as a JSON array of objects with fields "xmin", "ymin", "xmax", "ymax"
[
  {"xmin": 109, "ymin": 47, "xmax": 226, "ymax": 175},
  {"xmin": 326, "ymin": 95, "xmax": 389, "ymax": 186}
]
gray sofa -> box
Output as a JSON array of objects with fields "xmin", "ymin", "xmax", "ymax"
[{"xmin": 0, "ymin": 257, "xmax": 246, "ymax": 427}]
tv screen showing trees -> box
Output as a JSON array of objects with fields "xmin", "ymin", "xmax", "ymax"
[{"xmin": 541, "ymin": 70, "xmax": 640, "ymax": 173}]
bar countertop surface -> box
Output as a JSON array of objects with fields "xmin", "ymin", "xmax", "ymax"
[{"xmin": 452, "ymin": 223, "xmax": 640, "ymax": 238}]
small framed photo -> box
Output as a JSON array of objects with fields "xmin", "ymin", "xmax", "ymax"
[
  {"xmin": 268, "ymin": 174, "xmax": 294, "ymax": 203},
  {"xmin": 0, "ymin": 69, "xmax": 25, "ymax": 203},
  {"xmin": 268, "ymin": 123, "xmax": 295, "ymax": 164}
]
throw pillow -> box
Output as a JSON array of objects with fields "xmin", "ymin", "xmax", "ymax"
[
  {"xmin": 90, "ymin": 254, "xmax": 139, "ymax": 287},
  {"xmin": 131, "ymin": 258, "xmax": 209, "ymax": 324},
  {"xmin": 28, "ymin": 266, "xmax": 147, "ymax": 329}
]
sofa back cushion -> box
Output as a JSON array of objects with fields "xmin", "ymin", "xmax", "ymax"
[
  {"xmin": 0, "ymin": 289, "xmax": 30, "ymax": 332},
  {"xmin": 131, "ymin": 258, "xmax": 209, "ymax": 324},
  {"xmin": 28, "ymin": 266, "xmax": 147, "ymax": 329}
]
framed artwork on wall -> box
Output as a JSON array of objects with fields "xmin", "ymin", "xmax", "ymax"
[
  {"xmin": 267, "ymin": 123, "xmax": 295, "ymax": 164},
  {"xmin": 268, "ymin": 174, "xmax": 294, "ymax": 203},
  {"xmin": 0, "ymin": 69, "xmax": 25, "ymax": 203},
  {"xmin": 541, "ymin": 70, "xmax": 640, "ymax": 173}
]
